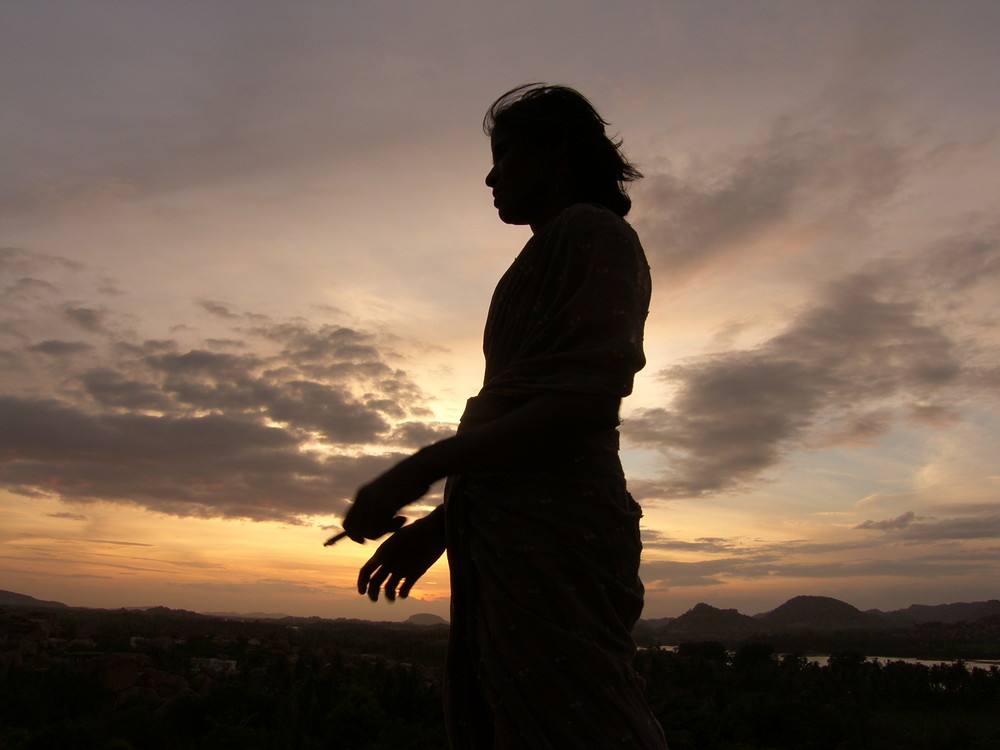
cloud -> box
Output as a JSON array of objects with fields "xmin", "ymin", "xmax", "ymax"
[
  {"xmin": 46, "ymin": 511, "xmax": 88, "ymax": 521},
  {"xmin": 633, "ymin": 111, "xmax": 912, "ymax": 284},
  {"xmin": 641, "ymin": 529, "xmax": 743, "ymax": 554},
  {"xmin": 920, "ymin": 227, "xmax": 1000, "ymax": 293},
  {"xmin": 640, "ymin": 500, "xmax": 1000, "ymax": 588},
  {"xmin": 624, "ymin": 84, "xmax": 1000, "ymax": 504},
  {"xmin": 83, "ymin": 368, "xmax": 174, "ymax": 411},
  {"xmin": 174, "ymin": 578, "xmax": 337, "ymax": 596},
  {"xmin": 197, "ymin": 299, "xmax": 240, "ymax": 319},
  {"xmin": 896, "ymin": 515, "xmax": 1000, "ymax": 543},
  {"xmin": 641, "ymin": 536, "xmax": 1000, "ymax": 589},
  {"xmin": 0, "ymin": 260, "xmax": 454, "ymax": 523},
  {"xmin": 28, "ymin": 340, "xmax": 94, "ymax": 357},
  {"xmin": 854, "ymin": 506, "xmax": 1000, "ymax": 543},
  {"xmin": 62, "ymin": 304, "xmax": 109, "ymax": 333},
  {"xmin": 624, "ymin": 272, "xmax": 963, "ymax": 498},
  {"xmin": 640, "ymin": 558, "xmax": 739, "ymax": 588},
  {"xmin": 855, "ymin": 511, "xmax": 916, "ymax": 531},
  {"xmin": 0, "ymin": 394, "xmax": 412, "ymax": 523},
  {"xmin": 89, "ymin": 539, "xmax": 156, "ymax": 548},
  {"xmin": 0, "ymin": 247, "xmax": 82, "ymax": 277}
]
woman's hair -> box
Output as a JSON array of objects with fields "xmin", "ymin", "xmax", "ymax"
[{"xmin": 483, "ymin": 83, "xmax": 642, "ymax": 218}]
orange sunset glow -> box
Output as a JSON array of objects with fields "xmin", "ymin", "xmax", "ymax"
[{"xmin": 3, "ymin": 1, "xmax": 1000, "ymax": 621}]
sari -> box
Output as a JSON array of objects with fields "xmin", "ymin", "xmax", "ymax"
[{"xmin": 442, "ymin": 204, "xmax": 667, "ymax": 749}]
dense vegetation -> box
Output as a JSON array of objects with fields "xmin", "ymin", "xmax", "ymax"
[
  {"xmin": 637, "ymin": 642, "xmax": 1000, "ymax": 750},
  {"xmin": 2, "ymin": 607, "xmax": 999, "ymax": 749}
]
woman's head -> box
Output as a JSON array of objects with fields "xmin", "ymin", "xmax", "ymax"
[{"xmin": 483, "ymin": 84, "xmax": 641, "ymax": 218}]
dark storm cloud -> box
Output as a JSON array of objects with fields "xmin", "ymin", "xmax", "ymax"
[
  {"xmin": 388, "ymin": 420, "xmax": 457, "ymax": 448},
  {"xmin": 265, "ymin": 380, "xmax": 390, "ymax": 443},
  {"xmin": 0, "ymin": 261, "xmax": 450, "ymax": 522},
  {"xmin": 83, "ymin": 368, "xmax": 174, "ymax": 411},
  {"xmin": 0, "ymin": 395, "xmax": 411, "ymax": 523},
  {"xmin": 624, "ymin": 272, "xmax": 962, "ymax": 498}
]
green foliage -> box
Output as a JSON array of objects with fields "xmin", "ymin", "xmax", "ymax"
[{"xmin": 636, "ymin": 645, "xmax": 1000, "ymax": 750}]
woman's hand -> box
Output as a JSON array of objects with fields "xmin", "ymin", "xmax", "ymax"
[
  {"xmin": 358, "ymin": 516, "xmax": 447, "ymax": 601},
  {"xmin": 342, "ymin": 459, "xmax": 433, "ymax": 542}
]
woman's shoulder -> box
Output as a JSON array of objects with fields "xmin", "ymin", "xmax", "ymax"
[
  {"xmin": 555, "ymin": 202, "xmax": 631, "ymax": 230},
  {"xmin": 544, "ymin": 203, "xmax": 642, "ymax": 255}
]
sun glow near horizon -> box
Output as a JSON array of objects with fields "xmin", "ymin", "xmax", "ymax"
[{"xmin": 3, "ymin": 1, "xmax": 1000, "ymax": 621}]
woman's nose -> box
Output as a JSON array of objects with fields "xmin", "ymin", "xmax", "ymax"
[{"xmin": 485, "ymin": 164, "xmax": 498, "ymax": 187}]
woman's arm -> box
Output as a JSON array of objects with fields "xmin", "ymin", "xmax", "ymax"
[{"xmin": 342, "ymin": 391, "xmax": 619, "ymax": 541}]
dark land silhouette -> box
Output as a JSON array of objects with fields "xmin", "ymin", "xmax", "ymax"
[
  {"xmin": 3, "ymin": 590, "xmax": 1000, "ymax": 748},
  {"xmin": 636, "ymin": 595, "xmax": 1000, "ymax": 660}
]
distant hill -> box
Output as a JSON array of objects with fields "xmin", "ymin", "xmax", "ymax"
[
  {"xmin": 406, "ymin": 613, "xmax": 448, "ymax": 626},
  {"xmin": 5, "ymin": 587, "xmax": 999, "ymax": 636},
  {"xmin": 886, "ymin": 600, "xmax": 1000, "ymax": 624},
  {"xmin": 756, "ymin": 595, "xmax": 890, "ymax": 632},
  {"xmin": 637, "ymin": 595, "xmax": 1000, "ymax": 644},
  {"xmin": 0, "ymin": 590, "xmax": 68, "ymax": 609},
  {"xmin": 654, "ymin": 603, "xmax": 761, "ymax": 642},
  {"xmin": 204, "ymin": 611, "xmax": 293, "ymax": 620}
]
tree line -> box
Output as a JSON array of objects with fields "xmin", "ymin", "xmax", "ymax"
[{"xmin": 2, "ymin": 606, "xmax": 999, "ymax": 749}]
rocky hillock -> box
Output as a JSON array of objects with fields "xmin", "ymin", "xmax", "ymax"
[
  {"xmin": 651, "ymin": 602, "xmax": 761, "ymax": 642},
  {"xmin": 0, "ymin": 590, "xmax": 68, "ymax": 609},
  {"xmin": 755, "ymin": 595, "xmax": 891, "ymax": 632}
]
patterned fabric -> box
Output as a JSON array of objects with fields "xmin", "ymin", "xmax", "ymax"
[
  {"xmin": 482, "ymin": 203, "xmax": 650, "ymax": 399},
  {"xmin": 444, "ymin": 204, "xmax": 667, "ymax": 749}
]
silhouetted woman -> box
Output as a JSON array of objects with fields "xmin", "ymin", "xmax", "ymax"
[{"xmin": 343, "ymin": 84, "xmax": 668, "ymax": 749}]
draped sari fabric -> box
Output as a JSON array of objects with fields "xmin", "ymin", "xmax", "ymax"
[{"xmin": 443, "ymin": 204, "xmax": 667, "ymax": 749}]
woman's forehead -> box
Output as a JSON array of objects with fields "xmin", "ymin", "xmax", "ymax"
[{"xmin": 490, "ymin": 126, "xmax": 512, "ymax": 146}]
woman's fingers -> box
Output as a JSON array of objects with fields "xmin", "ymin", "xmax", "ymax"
[
  {"xmin": 384, "ymin": 573, "xmax": 403, "ymax": 601},
  {"xmin": 399, "ymin": 577, "xmax": 414, "ymax": 599},
  {"xmin": 357, "ymin": 555, "xmax": 383, "ymax": 594},
  {"xmin": 366, "ymin": 564, "xmax": 391, "ymax": 601}
]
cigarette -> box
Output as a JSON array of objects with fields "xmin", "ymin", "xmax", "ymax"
[{"xmin": 324, "ymin": 531, "xmax": 349, "ymax": 546}]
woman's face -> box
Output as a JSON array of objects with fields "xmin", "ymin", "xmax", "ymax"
[{"xmin": 485, "ymin": 127, "xmax": 563, "ymax": 229}]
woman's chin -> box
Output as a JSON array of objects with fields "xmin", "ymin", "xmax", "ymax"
[{"xmin": 496, "ymin": 207, "xmax": 531, "ymax": 226}]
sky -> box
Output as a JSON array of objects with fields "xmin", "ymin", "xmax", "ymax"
[{"xmin": 2, "ymin": 1, "xmax": 999, "ymax": 621}]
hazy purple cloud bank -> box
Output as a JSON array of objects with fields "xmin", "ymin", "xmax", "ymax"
[
  {"xmin": 624, "ymin": 269, "xmax": 966, "ymax": 496},
  {"xmin": 624, "ymin": 103, "xmax": 1000, "ymax": 501},
  {"xmin": 634, "ymin": 111, "xmax": 914, "ymax": 281}
]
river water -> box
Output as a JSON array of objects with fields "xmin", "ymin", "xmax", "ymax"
[{"xmin": 804, "ymin": 655, "xmax": 1000, "ymax": 670}]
